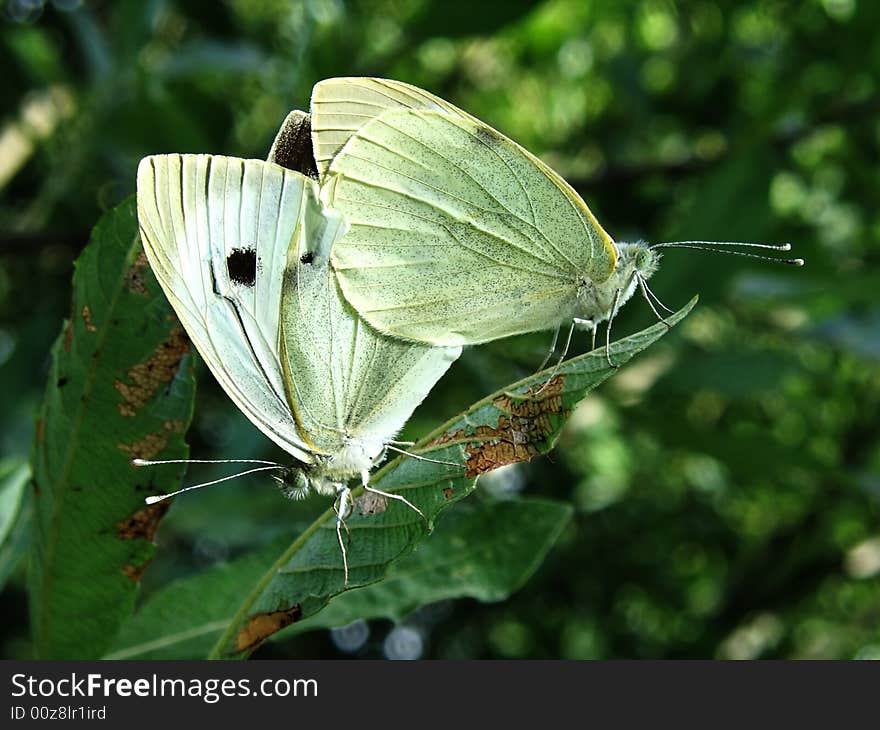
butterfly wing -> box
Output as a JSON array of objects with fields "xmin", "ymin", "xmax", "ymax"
[
  {"xmin": 136, "ymin": 153, "xmax": 321, "ymax": 460},
  {"xmin": 268, "ymin": 109, "xmax": 319, "ymax": 180},
  {"xmin": 324, "ymin": 108, "xmax": 617, "ymax": 346},
  {"xmin": 310, "ymin": 77, "xmax": 470, "ymax": 180},
  {"xmin": 278, "ymin": 226, "xmax": 461, "ymax": 472}
]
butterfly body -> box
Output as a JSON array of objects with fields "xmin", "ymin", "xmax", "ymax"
[{"xmin": 572, "ymin": 242, "xmax": 661, "ymax": 331}]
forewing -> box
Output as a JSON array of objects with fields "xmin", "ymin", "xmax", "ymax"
[
  {"xmin": 326, "ymin": 109, "xmax": 615, "ymax": 345},
  {"xmin": 136, "ymin": 153, "xmax": 317, "ymax": 460}
]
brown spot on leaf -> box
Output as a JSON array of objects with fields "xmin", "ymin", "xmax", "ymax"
[
  {"xmin": 115, "ymin": 328, "xmax": 189, "ymax": 417},
  {"xmin": 235, "ymin": 604, "xmax": 303, "ymax": 653},
  {"xmin": 356, "ymin": 491, "xmax": 388, "ymax": 516},
  {"xmin": 122, "ymin": 560, "xmax": 152, "ymax": 583},
  {"xmin": 117, "ymin": 420, "xmax": 186, "ymax": 460},
  {"xmin": 427, "ymin": 428, "xmax": 467, "ymax": 448},
  {"xmin": 117, "ymin": 501, "xmax": 170, "ymax": 542},
  {"xmin": 464, "ymin": 416, "xmax": 549, "ymax": 476},
  {"xmin": 443, "ymin": 486, "xmax": 454, "ymax": 499},
  {"xmin": 126, "ymin": 252, "xmax": 150, "ymax": 295},
  {"xmin": 63, "ymin": 321, "xmax": 73, "ymax": 352},
  {"xmin": 36, "ymin": 417, "xmax": 45, "ymax": 442},
  {"xmin": 118, "ymin": 432, "xmax": 167, "ymax": 460},
  {"xmin": 81, "ymin": 305, "xmax": 97, "ymax": 332},
  {"xmin": 425, "ymin": 376, "xmax": 567, "ymax": 476},
  {"xmin": 493, "ymin": 375, "xmax": 565, "ymax": 416}
]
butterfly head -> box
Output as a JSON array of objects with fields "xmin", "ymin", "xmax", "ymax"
[
  {"xmin": 616, "ymin": 241, "xmax": 661, "ymax": 282},
  {"xmin": 576, "ymin": 241, "xmax": 660, "ymax": 323},
  {"xmin": 275, "ymin": 466, "xmax": 312, "ymax": 500}
]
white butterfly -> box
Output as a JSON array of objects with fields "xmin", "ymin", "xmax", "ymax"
[{"xmin": 135, "ymin": 112, "xmax": 461, "ymax": 584}]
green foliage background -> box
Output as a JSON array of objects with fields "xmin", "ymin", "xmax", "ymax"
[{"xmin": 1, "ymin": 0, "xmax": 878, "ymax": 658}]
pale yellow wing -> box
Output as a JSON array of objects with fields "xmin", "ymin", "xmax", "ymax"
[
  {"xmin": 262, "ymin": 118, "xmax": 461, "ymax": 471},
  {"xmin": 325, "ymin": 108, "xmax": 616, "ymax": 346},
  {"xmin": 310, "ymin": 77, "xmax": 469, "ymax": 180}
]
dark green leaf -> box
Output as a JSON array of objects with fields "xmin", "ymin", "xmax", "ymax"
[
  {"xmin": 106, "ymin": 497, "xmax": 571, "ymax": 659},
  {"xmin": 29, "ymin": 198, "xmax": 196, "ymax": 659},
  {"xmin": 286, "ymin": 497, "xmax": 573, "ymax": 634},
  {"xmin": 205, "ymin": 296, "xmax": 694, "ymax": 658},
  {"xmin": 105, "ymin": 538, "xmax": 289, "ymax": 660},
  {"xmin": 106, "ymin": 296, "xmax": 693, "ymax": 659}
]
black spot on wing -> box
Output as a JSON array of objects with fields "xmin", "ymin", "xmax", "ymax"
[
  {"xmin": 272, "ymin": 113, "xmax": 319, "ymax": 179},
  {"xmin": 227, "ymin": 248, "xmax": 257, "ymax": 287}
]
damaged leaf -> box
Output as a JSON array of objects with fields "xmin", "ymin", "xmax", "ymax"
[
  {"xmin": 202, "ymin": 297, "xmax": 695, "ymax": 659},
  {"xmin": 106, "ymin": 498, "xmax": 570, "ymax": 659},
  {"xmin": 285, "ymin": 498, "xmax": 573, "ymax": 637},
  {"xmin": 109, "ymin": 296, "xmax": 693, "ymax": 660},
  {"xmin": 235, "ymin": 604, "xmax": 303, "ymax": 653},
  {"xmin": 355, "ymin": 491, "xmax": 388, "ymax": 516},
  {"xmin": 29, "ymin": 197, "xmax": 196, "ymax": 659}
]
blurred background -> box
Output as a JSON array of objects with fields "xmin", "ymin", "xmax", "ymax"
[{"xmin": 2, "ymin": 0, "xmax": 879, "ymax": 659}]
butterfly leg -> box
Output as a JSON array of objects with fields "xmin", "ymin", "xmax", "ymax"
[
  {"xmin": 534, "ymin": 320, "xmax": 577, "ymax": 395},
  {"xmin": 637, "ymin": 274, "xmax": 673, "ymax": 329},
  {"xmin": 361, "ymin": 470, "xmax": 427, "ymax": 524},
  {"xmin": 536, "ymin": 323, "xmax": 561, "ymax": 373},
  {"xmin": 334, "ymin": 484, "xmax": 352, "ymax": 586},
  {"xmin": 573, "ymin": 318, "xmax": 597, "ymax": 351},
  {"xmin": 604, "ymin": 289, "xmax": 623, "ymax": 368}
]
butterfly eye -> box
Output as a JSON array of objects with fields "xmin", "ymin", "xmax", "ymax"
[{"xmin": 277, "ymin": 470, "xmax": 311, "ymax": 500}]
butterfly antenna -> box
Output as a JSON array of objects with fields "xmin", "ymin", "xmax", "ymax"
[
  {"xmin": 132, "ymin": 457, "xmax": 283, "ymax": 467},
  {"xmin": 651, "ymin": 240, "xmax": 804, "ymax": 266},
  {"xmin": 143, "ymin": 465, "xmax": 285, "ymax": 505}
]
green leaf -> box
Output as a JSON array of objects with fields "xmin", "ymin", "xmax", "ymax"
[
  {"xmin": 29, "ymin": 197, "xmax": 196, "ymax": 659},
  {"xmin": 105, "ymin": 538, "xmax": 290, "ymax": 660},
  {"xmin": 106, "ymin": 497, "xmax": 572, "ymax": 659},
  {"xmin": 109, "ymin": 296, "xmax": 695, "ymax": 659},
  {"xmin": 206, "ymin": 296, "xmax": 695, "ymax": 659},
  {"xmin": 0, "ymin": 462, "xmax": 30, "ymax": 593},
  {"xmin": 286, "ymin": 497, "xmax": 573, "ymax": 635}
]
